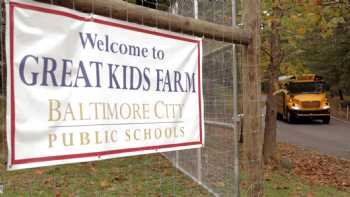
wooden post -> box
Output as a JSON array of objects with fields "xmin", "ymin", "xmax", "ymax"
[
  {"xmin": 37, "ymin": 0, "xmax": 251, "ymax": 45},
  {"xmin": 242, "ymin": 0, "xmax": 264, "ymax": 196}
]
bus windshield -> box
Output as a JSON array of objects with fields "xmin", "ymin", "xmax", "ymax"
[{"xmin": 287, "ymin": 82, "xmax": 325, "ymax": 94}]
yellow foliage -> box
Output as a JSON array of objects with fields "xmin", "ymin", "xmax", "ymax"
[
  {"xmin": 297, "ymin": 27, "xmax": 306, "ymax": 36},
  {"xmin": 291, "ymin": 15, "xmax": 299, "ymax": 22}
]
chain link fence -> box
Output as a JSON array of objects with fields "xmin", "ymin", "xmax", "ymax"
[{"xmin": 0, "ymin": 0, "xmax": 249, "ymax": 196}]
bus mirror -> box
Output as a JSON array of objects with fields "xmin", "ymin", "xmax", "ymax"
[
  {"xmin": 273, "ymin": 89, "xmax": 288, "ymax": 96},
  {"xmin": 325, "ymin": 84, "xmax": 330, "ymax": 91}
]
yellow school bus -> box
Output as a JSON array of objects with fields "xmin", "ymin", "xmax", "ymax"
[{"xmin": 276, "ymin": 74, "xmax": 330, "ymax": 124}]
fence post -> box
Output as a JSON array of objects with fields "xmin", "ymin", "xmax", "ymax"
[
  {"xmin": 242, "ymin": 0, "xmax": 263, "ymax": 197},
  {"xmin": 192, "ymin": 0, "xmax": 202, "ymax": 182},
  {"xmin": 231, "ymin": 0, "xmax": 240, "ymax": 196}
]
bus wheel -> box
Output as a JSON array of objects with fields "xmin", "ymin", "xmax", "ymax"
[
  {"xmin": 277, "ymin": 113, "xmax": 283, "ymax": 120},
  {"xmin": 322, "ymin": 116, "xmax": 330, "ymax": 124},
  {"xmin": 287, "ymin": 110, "xmax": 295, "ymax": 123}
]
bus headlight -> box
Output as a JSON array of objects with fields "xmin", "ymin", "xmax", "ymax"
[
  {"xmin": 291, "ymin": 103, "xmax": 300, "ymax": 110},
  {"xmin": 322, "ymin": 105, "xmax": 330, "ymax": 110}
]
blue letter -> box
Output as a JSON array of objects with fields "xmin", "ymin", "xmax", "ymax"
[
  {"xmin": 19, "ymin": 55, "xmax": 39, "ymax": 86},
  {"xmin": 61, "ymin": 59, "xmax": 73, "ymax": 87},
  {"xmin": 156, "ymin": 69, "xmax": 163, "ymax": 91},
  {"xmin": 108, "ymin": 64, "xmax": 121, "ymax": 89},
  {"xmin": 129, "ymin": 66, "xmax": 142, "ymax": 90},
  {"xmin": 41, "ymin": 56, "xmax": 58, "ymax": 86},
  {"xmin": 185, "ymin": 72, "xmax": 196, "ymax": 93},
  {"xmin": 90, "ymin": 61, "xmax": 103, "ymax": 87},
  {"xmin": 79, "ymin": 32, "xmax": 97, "ymax": 49},
  {"xmin": 74, "ymin": 61, "xmax": 92, "ymax": 87},
  {"xmin": 143, "ymin": 67, "xmax": 150, "ymax": 91}
]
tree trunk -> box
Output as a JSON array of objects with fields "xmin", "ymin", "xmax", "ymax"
[
  {"xmin": 263, "ymin": 1, "xmax": 282, "ymax": 162},
  {"xmin": 339, "ymin": 89, "xmax": 344, "ymax": 100}
]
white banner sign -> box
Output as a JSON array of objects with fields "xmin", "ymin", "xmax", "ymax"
[{"xmin": 6, "ymin": 0, "xmax": 204, "ymax": 170}]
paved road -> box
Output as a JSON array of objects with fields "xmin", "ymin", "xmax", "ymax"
[{"xmin": 277, "ymin": 118, "xmax": 350, "ymax": 159}]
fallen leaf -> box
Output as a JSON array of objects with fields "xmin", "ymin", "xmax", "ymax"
[
  {"xmin": 34, "ymin": 169, "xmax": 46, "ymax": 175},
  {"xmin": 100, "ymin": 179, "xmax": 111, "ymax": 189}
]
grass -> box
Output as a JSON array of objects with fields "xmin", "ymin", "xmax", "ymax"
[
  {"xmin": 0, "ymin": 154, "xmax": 211, "ymax": 197},
  {"xmin": 0, "ymin": 153, "xmax": 348, "ymax": 196},
  {"xmin": 263, "ymin": 172, "xmax": 348, "ymax": 197},
  {"xmin": 240, "ymin": 170, "xmax": 349, "ymax": 197}
]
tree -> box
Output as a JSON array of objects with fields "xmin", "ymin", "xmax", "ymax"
[
  {"xmin": 301, "ymin": 7, "xmax": 350, "ymax": 95},
  {"xmin": 261, "ymin": 0, "xmax": 349, "ymax": 161},
  {"xmin": 263, "ymin": 0, "xmax": 282, "ymax": 162}
]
